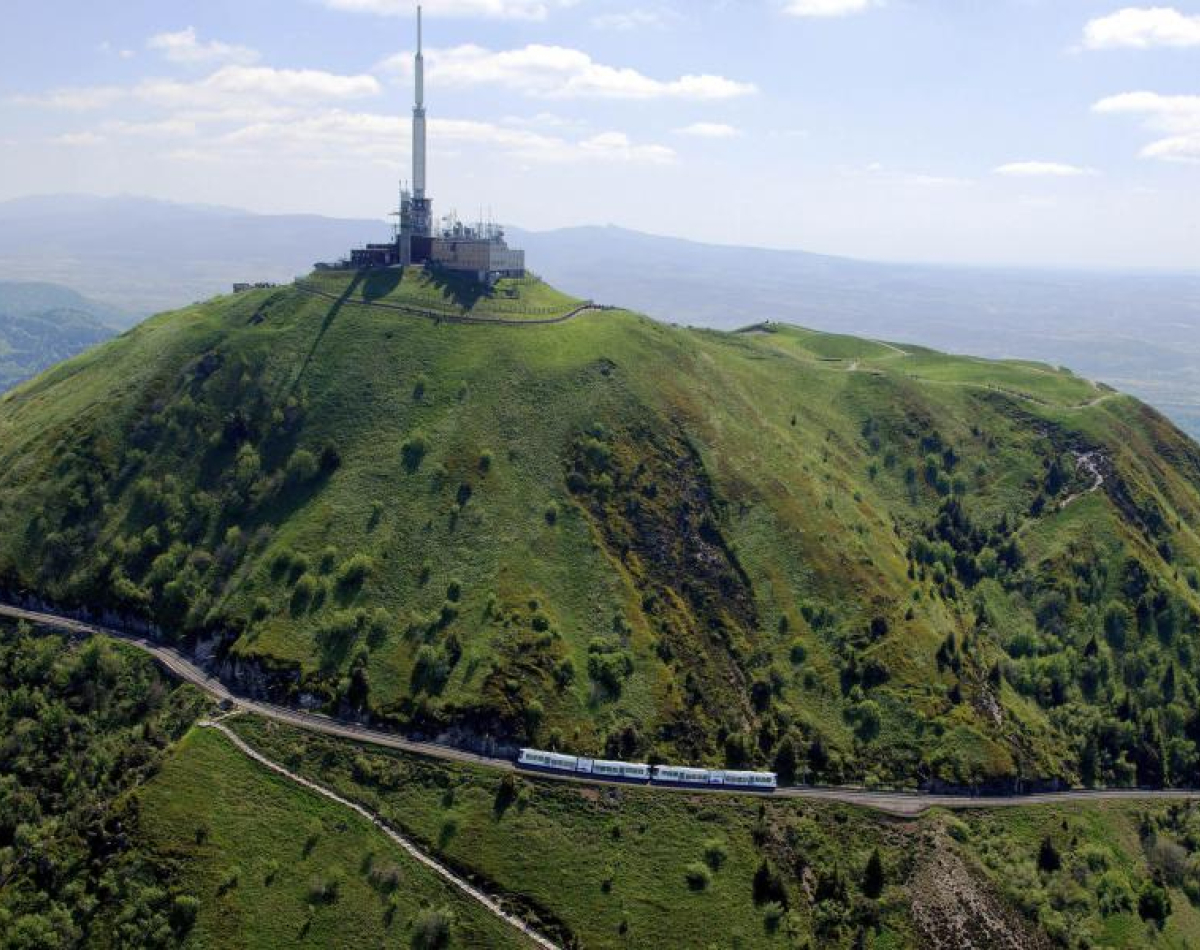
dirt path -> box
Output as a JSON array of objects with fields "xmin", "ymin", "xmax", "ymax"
[
  {"xmin": 1059, "ymin": 450, "xmax": 1106, "ymax": 510},
  {"xmin": 199, "ymin": 720, "xmax": 561, "ymax": 950}
]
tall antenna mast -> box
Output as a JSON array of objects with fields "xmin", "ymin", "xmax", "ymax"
[{"xmin": 410, "ymin": 4, "xmax": 431, "ymax": 237}]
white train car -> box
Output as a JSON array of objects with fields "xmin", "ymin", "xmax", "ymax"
[
  {"xmin": 587, "ymin": 758, "xmax": 651, "ymax": 782},
  {"xmin": 517, "ymin": 748, "xmax": 579, "ymax": 774},
  {"xmin": 651, "ymin": 765, "xmax": 713, "ymax": 787},
  {"xmin": 718, "ymin": 770, "xmax": 778, "ymax": 791}
]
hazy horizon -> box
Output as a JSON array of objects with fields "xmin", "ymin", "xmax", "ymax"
[{"xmin": 2, "ymin": 1, "xmax": 1198, "ymax": 270}]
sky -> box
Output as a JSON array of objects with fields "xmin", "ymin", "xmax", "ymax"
[{"xmin": 1, "ymin": 0, "xmax": 1198, "ymax": 269}]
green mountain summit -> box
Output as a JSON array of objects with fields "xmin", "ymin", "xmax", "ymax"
[{"xmin": 2, "ymin": 269, "xmax": 1198, "ymax": 790}]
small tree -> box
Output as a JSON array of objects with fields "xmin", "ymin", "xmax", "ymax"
[
  {"xmin": 1038, "ymin": 836, "xmax": 1061, "ymax": 874},
  {"xmin": 773, "ymin": 737, "xmax": 798, "ymax": 785},
  {"xmin": 1138, "ymin": 879, "xmax": 1172, "ymax": 929},
  {"xmin": 862, "ymin": 848, "xmax": 885, "ymax": 899}
]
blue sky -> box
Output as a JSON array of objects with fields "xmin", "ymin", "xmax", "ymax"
[{"xmin": 1, "ymin": 0, "xmax": 1198, "ymax": 267}]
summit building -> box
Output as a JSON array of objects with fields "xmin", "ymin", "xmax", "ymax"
[{"xmin": 342, "ymin": 7, "xmax": 526, "ymax": 284}]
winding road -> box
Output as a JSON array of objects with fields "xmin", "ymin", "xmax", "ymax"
[{"xmin": 5, "ymin": 602, "xmax": 1200, "ymax": 818}]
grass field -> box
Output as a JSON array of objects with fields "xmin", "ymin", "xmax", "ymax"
[
  {"xmin": 137, "ymin": 727, "xmax": 530, "ymax": 950},
  {"xmin": 227, "ymin": 713, "xmax": 1200, "ymax": 950}
]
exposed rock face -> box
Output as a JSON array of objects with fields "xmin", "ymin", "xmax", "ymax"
[{"xmin": 910, "ymin": 840, "xmax": 1049, "ymax": 950}]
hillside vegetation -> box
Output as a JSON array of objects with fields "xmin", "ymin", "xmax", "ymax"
[
  {"xmin": 0, "ymin": 281, "xmax": 118, "ymax": 392},
  {"xmin": 137, "ymin": 727, "xmax": 528, "ymax": 949},
  {"xmin": 0, "ymin": 620, "xmax": 205, "ymax": 947},
  {"xmin": 1, "ymin": 270, "xmax": 1199, "ymax": 790},
  {"xmin": 229, "ymin": 713, "xmax": 1200, "ymax": 950}
]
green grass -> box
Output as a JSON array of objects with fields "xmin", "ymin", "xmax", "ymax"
[
  {"xmin": 300, "ymin": 267, "xmax": 583, "ymax": 320},
  {"xmin": 228, "ymin": 713, "xmax": 1200, "ymax": 950},
  {"xmin": 0, "ymin": 270, "xmax": 1198, "ymax": 791},
  {"xmin": 137, "ymin": 727, "xmax": 529, "ymax": 949}
]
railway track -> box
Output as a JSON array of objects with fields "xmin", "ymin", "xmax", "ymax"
[{"xmin": 5, "ymin": 602, "xmax": 1200, "ymax": 817}]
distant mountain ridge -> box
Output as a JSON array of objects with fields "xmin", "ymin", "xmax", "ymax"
[{"xmin": 0, "ymin": 195, "xmax": 381, "ymax": 319}]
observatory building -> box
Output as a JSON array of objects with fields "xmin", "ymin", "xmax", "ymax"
[{"xmin": 341, "ymin": 7, "xmax": 526, "ymax": 284}]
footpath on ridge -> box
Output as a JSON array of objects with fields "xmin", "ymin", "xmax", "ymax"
[{"xmin": 5, "ymin": 602, "xmax": 1200, "ymax": 818}]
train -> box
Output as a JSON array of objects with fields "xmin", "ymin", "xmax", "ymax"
[{"xmin": 517, "ymin": 748, "xmax": 777, "ymax": 792}]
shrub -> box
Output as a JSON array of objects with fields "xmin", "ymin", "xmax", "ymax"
[
  {"xmin": 370, "ymin": 862, "xmax": 403, "ymax": 893},
  {"xmin": 169, "ymin": 895, "xmax": 199, "ymax": 933},
  {"xmin": 703, "ymin": 838, "xmax": 728, "ymax": 871},
  {"xmin": 544, "ymin": 502, "xmax": 559, "ymax": 525},
  {"xmin": 292, "ymin": 573, "xmax": 318, "ymax": 610},
  {"xmin": 1147, "ymin": 835, "xmax": 1189, "ymax": 886},
  {"xmin": 219, "ymin": 866, "xmax": 240, "ymax": 894},
  {"xmin": 685, "ymin": 862, "xmax": 711, "ymax": 891},
  {"xmin": 479, "ymin": 450, "xmax": 493, "ymax": 473},
  {"xmin": 318, "ymin": 547, "xmax": 338, "ymax": 573},
  {"xmin": 412, "ymin": 645, "xmax": 450, "ymax": 694},
  {"xmin": 587, "ymin": 639, "xmax": 633, "ymax": 694},
  {"xmin": 308, "ymin": 867, "xmax": 344, "ymax": 905},
  {"xmin": 337, "ymin": 554, "xmax": 373, "ymax": 590},
  {"xmin": 1139, "ymin": 879, "xmax": 1171, "ymax": 928},
  {"xmin": 402, "ymin": 432, "xmax": 428, "ymax": 472},
  {"xmin": 1093, "ymin": 869, "xmax": 1133, "ymax": 916},
  {"xmin": 285, "ymin": 449, "xmax": 319, "ymax": 486},
  {"xmin": 411, "ymin": 906, "xmax": 454, "ymax": 949}
]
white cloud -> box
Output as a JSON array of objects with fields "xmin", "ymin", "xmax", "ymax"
[
  {"xmin": 590, "ymin": 9, "xmax": 667, "ymax": 30},
  {"xmin": 575, "ymin": 131, "xmax": 675, "ymax": 163},
  {"xmin": 51, "ymin": 131, "xmax": 107, "ymax": 147},
  {"xmin": 1094, "ymin": 91, "xmax": 1200, "ymax": 163},
  {"xmin": 21, "ymin": 66, "xmax": 381, "ymax": 114},
  {"xmin": 844, "ymin": 162, "xmax": 972, "ymax": 187},
  {"xmin": 148, "ymin": 27, "xmax": 260, "ymax": 65},
  {"xmin": 136, "ymin": 66, "xmax": 381, "ymax": 109},
  {"xmin": 381, "ymin": 44, "xmax": 756, "ymax": 100},
  {"xmin": 674, "ymin": 122, "xmax": 740, "ymax": 138},
  {"xmin": 1083, "ymin": 7, "xmax": 1200, "ymax": 49},
  {"xmin": 14, "ymin": 86, "xmax": 126, "ymax": 111},
  {"xmin": 102, "ymin": 118, "xmax": 200, "ymax": 138},
  {"xmin": 319, "ymin": 0, "xmax": 573, "ymax": 20},
  {"xmin": 784, "ymin": 0, "xmax": 877, "ymax": 18},
  {"xmin": 156, "ymin": 107, "xmax": 672, "ymax": 166},
  {"xmin": 994, "ymin": 161, "xmax": 1099, "ymax": 177}
]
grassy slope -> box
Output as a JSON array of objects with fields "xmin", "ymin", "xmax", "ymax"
[
  {"xmin": 0, "ymin": 273, "xmax": 1198, "ymax": 785},
  {"xmin": 229, "ymin": 714, "xmax": 1200, "ymax": 950},
  {"xmin": 302, "ymin": 267, "xmax": 584, "ymax": 319},
  {"xmin": 137, "ymin": 727, "xmax": 528, "ymax": 950}
]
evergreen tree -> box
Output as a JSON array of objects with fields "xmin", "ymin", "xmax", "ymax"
[{"xmin": 862, "ymin": 848, "xmax": 885, "ymax": 899}]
